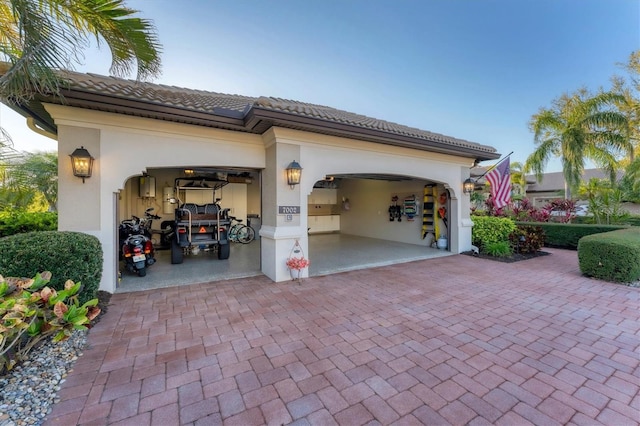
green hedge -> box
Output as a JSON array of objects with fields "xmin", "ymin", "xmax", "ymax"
[
  {"xmin": 627, "ymin": 216, "xmax": 640, "ymax": 226},
  {"xmin": 0, "ymin": 231, "xmax": 102, "ymax": 304},
  {"xmin": 471, "ymin": 216, "xmax": 516, "ymax": 249},
  {"xmin": 578, "ymin": 228, "xmax": 640, "ymax": 283},
  {"xmin": 0, "ymin": 211, "xmax": 57, "ymax": 237},
  {"xmin": 516, "ymin": 222, "xmax": 629, "ymax": 250},
  {"xmin": 572, "ymin": 215, "xmax": 640, "ymax": 226}
]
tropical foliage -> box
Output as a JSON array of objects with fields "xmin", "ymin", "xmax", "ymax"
[
  {"xmin": 610, "ymin": 51, "xmax": 640, "ymax": 203},
  {"xmin": 0, "ymin": 0, "xmax": 161, "ymax": 104},
  {"xmin": 611, "ymin": 50, "xmax": 640, "ymax": 165},
  {"xmin": 0, "ymin": 210, "xmax": 56, "ymax": 237},
  {"xmin": 0, "ymin": 271, "xmax": 100, "ymax": 373},
  {"xmin": 578, "ymin": 178, "xmax": 630, "ymax": 225},
  {"xmin": 483, "ymin": 240, "xmax": 512, "ymax": 257},
  {"xmin": 619, "ymin": 158, "xmax": 640, "ymax": 202},
  {"xmin": 478, "ymin": 197, "xmax": 578, "ymax": 223},
  {"xmin": 509, "ymin": 161, "xmax": 528, "ymax": 197},
  {"xmin": 525, "ymin": 88, "xmax": 630, "ymax": 199},
  {"xmin": 470, "ymin": 215, "xmax": 516, "ymax": 249},
  {"xmin": 0, "ymin": 150, "xmax": 57, "ymax": 211}
]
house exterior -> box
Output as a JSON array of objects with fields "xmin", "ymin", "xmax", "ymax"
[
  {"xmin": 524, "ymin": 169, "xmax": 624, "ymax": 207},
  {"xmin": 5, "ymin": 70, "xmax": 500, "ymax": 293}
]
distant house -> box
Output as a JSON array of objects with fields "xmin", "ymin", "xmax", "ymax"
[
  {"xmin": 525, "ymin": 169, "xmax": 623, "ymax": 208},
  {"xmin": 469, "ymin": 167, "xmax": 629, "ymax": 209}
]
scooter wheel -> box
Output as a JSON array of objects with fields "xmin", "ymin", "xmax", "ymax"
[{"xmin": 137, "ymin": 267, "xmax": 147, "ymax": 277}]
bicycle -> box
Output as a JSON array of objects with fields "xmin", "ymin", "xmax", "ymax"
[{"xmin": 228, "ymin": 216, "xmax": 255, "ymax": 244}]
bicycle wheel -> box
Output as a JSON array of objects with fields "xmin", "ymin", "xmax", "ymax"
[
  {"xmin": 237, "ymin": 225, "xmax": 255, "ymax": 244},
  {"xmin": 227, "ymin": 225, "xmax": 238, "ymax": 243}
]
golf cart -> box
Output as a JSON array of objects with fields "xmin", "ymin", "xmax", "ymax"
[{"xmin": 170, "ymin": 176, "xmax": 231, "ymax": 264}]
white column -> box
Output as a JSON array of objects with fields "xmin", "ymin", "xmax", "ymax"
[{"xmin": 260, "ymin": 142, "xmax": 308, "ymax": 282}]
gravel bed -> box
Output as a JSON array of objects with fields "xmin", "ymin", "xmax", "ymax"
[{"xmin": 0, "ymin": 331, "xmax": 88, "ymax": 426}]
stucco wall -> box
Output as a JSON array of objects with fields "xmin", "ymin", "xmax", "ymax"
[
  {"xmin": 48, "ymin": 104, "xmax": 265, "ymax": 293},
  {"xmin": 49, "ymin": 105, "xmax": 476, "ymax": 291},
  {"xmin": 339, "ymin": 179, "xmax": 440, "ymax": 245},
  {"xmin": 276, "ymin": 127, "xmax": 474, "ymax": 255}
]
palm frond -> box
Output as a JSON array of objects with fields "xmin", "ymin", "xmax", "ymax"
[
  {"xmin": 525, "ymin": 138, "xmax": 556, "ymax": 181},
  {"xmin": 42, "ymin": 0, "xmax": 161, "ymax": 78},
  {"xmin": 0, "ymin": 0, "xmax": 161, "ymax": 103}
]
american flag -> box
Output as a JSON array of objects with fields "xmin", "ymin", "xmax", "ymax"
[{"xmin": 486, "ymin": 158, "xmax": 511, "ymax": 209}]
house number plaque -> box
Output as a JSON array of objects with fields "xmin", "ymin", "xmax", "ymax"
[{"xmin": 278, "ymin": 206, "xmax": 300, "ymax": 215}]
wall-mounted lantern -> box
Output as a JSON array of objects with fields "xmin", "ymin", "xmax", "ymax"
[
  {"xmin": 69, "ymin": 146, "xmax": 94, "ymax": 183},
  {"xmin": 286, "ymin": 160, "xmax": 302, "ymax": 189},
  {"xmin": 463, "ymin": 177, "xmax": 475, "ymax": 194}
]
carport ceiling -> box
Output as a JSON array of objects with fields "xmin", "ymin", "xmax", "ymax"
[
  {"xmin": 173, "ymin": 170, "xmax": 412, "ymax": 182},
  {"xmin": 176, "ymin": 167, "xmax": 258, "ymax": 176},
  {"xmin": 331, "ymin": 174, "xmax": 415, "ymax": 182}
]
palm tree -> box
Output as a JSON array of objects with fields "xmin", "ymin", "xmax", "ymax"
[
  {"xmin": 13, "ymin": 151, "xmax": 57, "ymax": 210},
  {"xmin": 0, "ymin": 150, "xmax": 58, "ymax": 210},
  {"xmin": 0, "ymin": 0, "xmax": 161, "ymax": 104},
  {"xmin": 526, "ymin": 88, "xmax": 630, "ymax": 199},
  {"xmin": 578, "ymin": 178, "xmax": 628, "ymax": 224},
  {"xmin": 620, "ymin": 157, "xmax": 640, "ymax": 202},
  {"xmin": 611, "ymin": 50, "xmax": 640, "ymax": 165},
  {"xmin": 0, "ymin": 129, "xmax": 29, "ymax": 209},
  {"xmin": 509, "ymin": 161, "xmax": 528, "ymax": 197}
]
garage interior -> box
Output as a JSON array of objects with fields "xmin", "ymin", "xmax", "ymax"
[{"xmin": 117, "ymin": 168, "xmax": 452, "ymax": 292}]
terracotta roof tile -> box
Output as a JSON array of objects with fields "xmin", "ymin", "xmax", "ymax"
[{"xmin": 57, "ymin": 71, "xmax": 497, "ymax": 155}]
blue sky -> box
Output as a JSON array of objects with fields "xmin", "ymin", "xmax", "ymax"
[{"xmin": 1, "ymin": 0, "xmax": 638, "ymax": 171}]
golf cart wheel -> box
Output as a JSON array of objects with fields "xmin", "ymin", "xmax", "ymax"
[
  {"xmin": 218, "ymin": 242, "xmax": 230, "ymax": 260},
  {"xmin": 171, "ymin": 239, "xmax": 183, "ymax": 264}
]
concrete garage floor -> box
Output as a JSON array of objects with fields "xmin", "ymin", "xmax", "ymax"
[{"xmin": 117, "ymin": 234, "xmax": 451, "ymax": 293}]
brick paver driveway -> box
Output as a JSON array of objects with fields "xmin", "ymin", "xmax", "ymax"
[{"xmin": 45, "ymin": 249, "xmax": 639, "ymax": 425}]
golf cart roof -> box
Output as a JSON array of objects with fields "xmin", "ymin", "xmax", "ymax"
[{"xmin": 174, "ymin": 176, "xmax": 229, "ymax": 190}]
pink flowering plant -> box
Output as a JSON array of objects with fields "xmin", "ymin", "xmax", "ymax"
[{"xmin": 286, "ymin": 257, "xmax": 310, "ymax": 271}]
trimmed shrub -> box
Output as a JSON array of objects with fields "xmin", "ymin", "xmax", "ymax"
[
  {"xmin": 516, "ymin": 222, "xmax": 629, "ymax": 250},
  {"xmin": 578, "ymin": 228, "xmax": 640, "ymax": 283},
  {"xmin": 509, "ymin": 225, "xmax": 545, "ymax": 253},
  {"xmin": 0, "ymin": 231, "xmax": 102, "ymax": 304},
  {"xmin": 471, "ymin": 216, "xmax": 516, "ymax": 249},
  {"xmin": 484, "ymin": 241, "xmax": 512, "ymax": 257},
  {"xmin": 0, "ymin": 211, "xmax": 57, "ymax": 237}
]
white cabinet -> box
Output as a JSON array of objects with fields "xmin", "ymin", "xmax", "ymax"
[
  {"xmin": 219, "ymin": 183, "xmax": 247, "ymax": 222},
  {"xmin": 184, "ymin": 189, "xmax": 214, "ymax": 204},
  {"xmin": 328, "ymin": 215, "xmax": 340, "ymax": 231},
  {"xmin": 309, "ymin": 188, "xmax": 337, "ymax": 205},
  {"xmin": 308, "ymin": 215, "xmax": 340, "ymax": 234}
]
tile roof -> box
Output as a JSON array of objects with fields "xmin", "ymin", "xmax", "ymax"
[
  {"xmin": 38, "ymin": 70, "xmax": 500, "ymax": 158},
  {"xmin": 252, "ymin": 96, "xmax": 492, "ymax": 153},
  {"xmin": 71, "ymin": 71, "xmax": 256, "ymax": 113}
]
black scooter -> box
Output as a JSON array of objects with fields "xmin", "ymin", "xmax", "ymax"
[{"xmin": 119, "ymin": 212, "xmax": 156, "ymax": 277}]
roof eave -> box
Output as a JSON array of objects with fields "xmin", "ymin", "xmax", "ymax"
[
  {"xmin": 246, "ymin": 107, "xmax": 500, "ymax": 161},
  {"xmin": 57, "ymin": 89, "xmax": 248, "ymax": 130},
  {"xmin": 14, "ymin": 88, "xmax": 500, "ymax": 162}
]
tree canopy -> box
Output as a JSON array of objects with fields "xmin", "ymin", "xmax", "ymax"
[
  {"xmin": 525, "ymin": 89, "xmax": 630, "ymax": 199},
  {"xmin": 0, "ymin": 148, "xmax": 57, "ymax": 211},
  {"xmin": 0, "ymin": 0, "xmax": 162, "ymax": 104}
]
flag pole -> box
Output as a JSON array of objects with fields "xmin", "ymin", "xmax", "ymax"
[{"xmin": 475, "ymin": 151, "xmax": 514, "ymax": 180}]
